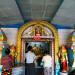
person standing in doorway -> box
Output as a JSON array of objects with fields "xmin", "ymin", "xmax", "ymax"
[
  {"xmin": 25, "ymin": 46, "xmax": 36, "ymax": 75},
  {"xmin": 42, "ymin": 51, "xmax": 52, "ymax": 75}
]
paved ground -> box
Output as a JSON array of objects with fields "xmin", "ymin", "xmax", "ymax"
[{"xmin": 12, "ymin": 66, "xmax": 25, "ymax": 75}]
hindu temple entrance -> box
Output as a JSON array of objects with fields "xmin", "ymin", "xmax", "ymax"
[{"xmin": 16, "ymin": 21, "xmax": 59, "ymax": 75}]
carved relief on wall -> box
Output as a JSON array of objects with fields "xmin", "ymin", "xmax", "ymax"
[
  {"xmin": 35, "ymin": 26, "xmax": 42, "ymax": 36},
  {"xmin": 22, "ymin": 25, "xmax": 53, "ymax": 38}
]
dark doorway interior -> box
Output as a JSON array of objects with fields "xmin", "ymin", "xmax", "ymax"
[{"xmin": 25, "ymin": 41, "xmax": 51, "ymax": 75}]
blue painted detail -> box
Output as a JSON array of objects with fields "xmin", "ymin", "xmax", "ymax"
[
  {"xmin": 51, "ymin": 23, "xmax": 72, "ymax": 29},
  {"xmin": 55, "ymin": 60, "xmax": 60, "ymax": 75},
  {"xmin": 0, "ymin": 22, "xmax": 73, "ymax": 29},
  {"xmin": 2, "ymin": 48, "xmax": 7, "ymax": 57},
  {"xmin": 55, "ymin": 69, "xmax": 60, "ymax": 75},
  {"xmin": 67, "ymin": 48, "xmax": 74, "ymax": 67},
  {"xmin": 0, "ymin": 22, "xmax": 24, "ymax": 28}
]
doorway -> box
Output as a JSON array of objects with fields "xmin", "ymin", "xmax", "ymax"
[
  {"xmin": 22, "ymin": 37, "xmax": 54, "ymax": 75},
  {"xmin": 16, "ymin": 21, "xmax": 59, "ymax": 75}
]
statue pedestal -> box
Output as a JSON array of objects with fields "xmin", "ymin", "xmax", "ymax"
[{"xmin": 60, "ymin": 72, "xmax": 68, "ymax": 75}]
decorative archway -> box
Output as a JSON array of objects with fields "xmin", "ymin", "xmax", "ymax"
[{"xmin": 16, "ymin": 21, "xmax": 59, "ymax": 63}]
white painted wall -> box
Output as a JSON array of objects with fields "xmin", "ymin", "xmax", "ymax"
[
  {"xmin": 1, "ymin": 28, "xmax": 18, "ymax": 45},
  {"xmin": 58, "ymin": 29, "xmax": 74, "ymax": 46}
]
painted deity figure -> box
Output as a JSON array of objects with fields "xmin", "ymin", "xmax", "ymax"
[
  {"xmin": 9, "ymin": 45, "xmax": 16, "ymax": 57},
  {"xmin": 71, "ymin": 42, "xmax": 75, "ymax": 68},
  {"xmin": 35, "ymin": 26, "xmax": 42, "ymax": 36},
  {"xmin": 9, "ymin": 44, "xmax": 16, "ymax": 65},
  {"xmin": 60, "ymin": 45, "xmax": 68, "ymax": 72}
]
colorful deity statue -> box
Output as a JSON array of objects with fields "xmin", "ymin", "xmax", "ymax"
[
  {"xmin": 71, "ymin": 30, "xmax": 75, "ymax": 69},
  {"xmin": 9, "ymin": 44, "xmax": 16, "ymax": 65},
  {"xmin": 60, "ymin": 45, "xmax": 68, "ymax": 72},
  {"xmin": 66, "ymin": 30, "xmax": 75, "ymax": 71},
  {"xmin": 9, "ymin": 44, "xmax": 16, "ymax": 57},
  {"xmin": 0, "ymin": 28, "xmax": 7, "ymax": 64},
  {"xmin": 71, "ymin": 42, "xmax": 75, "ymax": 68},
  {"xmin": 55, "ymin": 55, "xmax": 60, "ymax": 75}
]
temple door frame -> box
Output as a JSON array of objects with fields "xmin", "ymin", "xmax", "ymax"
[{"xmin": 16, "ymin": 21, "xmax": 59, "ymax": 64}]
